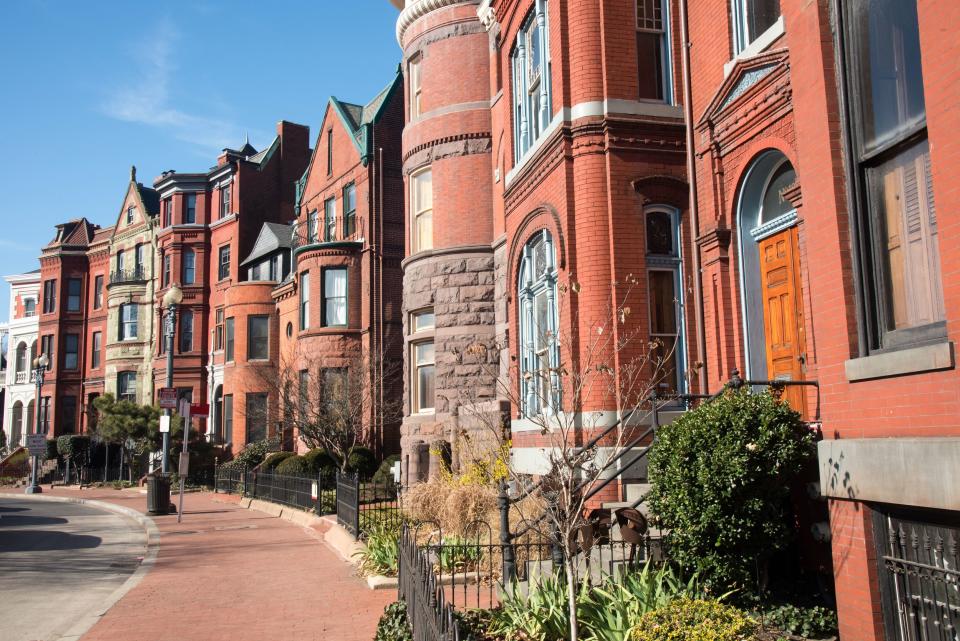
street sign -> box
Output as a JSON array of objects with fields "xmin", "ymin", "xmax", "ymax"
[
  {"xmin": 179, "ymin": 399, "xmax": 191, "ymax": 422},
  {"xmin": 26, "ymin": 434, "xmax": 46, "ymax": 458},
  {"xmin": 178, "ymin": 452, "xmax": 190, "ymax": 476},
  {"xmin": 158, "ymin": 387, "xmax": 177, "ymax": 409},
  {"xmin": 159, "ymin": 415, "xmax": 171, "ymax": 433},
  {"xmin": 189, "ymin": 403, "xmax": 209, "ymax": 418}
]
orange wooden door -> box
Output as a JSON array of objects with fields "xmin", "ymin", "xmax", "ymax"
[{"xmin": 758, "ymin": 227, "xmax": 807, "ymax": 417}]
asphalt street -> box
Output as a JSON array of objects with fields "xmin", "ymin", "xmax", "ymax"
[{"xmin": 0, "ymin": 496, "xmax": 147, "ymax": 641}]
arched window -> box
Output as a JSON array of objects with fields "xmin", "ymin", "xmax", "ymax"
[
  {"xmin": 645, "ymin": 206, "xmax": 686, "ymax": 395},
  {"xmin": 15, "ymin": 342, "xmax": 27, "ymax": 374},
  {"xmin": 11, "ymin": 401, "xmax": 23, "ymax": 446},
  {"xmin": 26, "ymin": 399, "xmax": 34, "ymax": 436},
  {"xmin": 518, "ymin": 229, "xmax": 559, "ymax": 416},
  {"xmin": 213, "ymin": 385, "xmax": 224, "ymax": 444}
]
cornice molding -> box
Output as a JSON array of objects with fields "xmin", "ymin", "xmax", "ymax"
[{"xmin": 396, "ymin": 0, "xmax": 479, "ymax": 44}]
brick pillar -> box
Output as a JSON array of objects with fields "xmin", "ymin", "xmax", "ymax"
[{"xmin": 829, "ymin": 499, "xmax": 886, "ymax": 641}]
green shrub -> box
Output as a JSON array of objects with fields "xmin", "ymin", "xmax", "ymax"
[
  {"xmin": 491, "ymin": 574, "xmax": 574, "ymax": 641},
  {"xmin": 374, "ymin": 601, "xmax": 413, "ymax": 641},
  {"xmin": 219, "ymin": 438, "xmax": 275, "ymax": 471},
  {"xmin": 347, "ymin": 446, "xmax": 378, "ymax": 478},
  {"xmin": 372, "ymin": 454, "xmax": 400, "ymax": 486},
  {"xmin": 579, "ymin": 564, "xmax": 710, "ymax": 641},
  {"xmin": 46, "ymin": 439, "xmax": 59, "ymax": 461},
  {"xmin": 274, "ymin": 454, "xmax": 311, "ymax": 477},
  {"xmin": 631, "ymin": 599, "xmax": 758, "ymax": 641},
  {"xmin": 647, "ymin": 389, "xmax": 814, "ymax": 593},
  {"xmin": 304, "ymin": 448, "xmax": 337, "ymax": 476},
  {"xmin": 261, "ymin": 451, "xmax": 295, "ymax": 472},
  {"xmin": 355, "ymin": 521, "xmax": 401, "ymax": 577},
  {"xmin": 763, "ymin": 604, "xmax": 838, "ymax": 639}
]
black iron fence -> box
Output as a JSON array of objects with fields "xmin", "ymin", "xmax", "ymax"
[
  {"xmin": 336, "ymin": 471, "xmax": 360, "ymax": 536},
  {"xmin": 215, "ymin": 466, "xmax": 337, "ymax": 516},
  {"xmin": 399, "ymin": 524, "xmax": 465, "ymax": 641}
]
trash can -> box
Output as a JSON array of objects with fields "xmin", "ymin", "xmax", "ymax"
[{"xmin": 147, "ymin": 473, "xmax": 171, "ymax": 515}]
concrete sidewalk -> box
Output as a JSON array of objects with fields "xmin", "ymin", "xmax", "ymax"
[{"xmin": 48, "ymin": 488, "xmax": 393, "ymax": 641}]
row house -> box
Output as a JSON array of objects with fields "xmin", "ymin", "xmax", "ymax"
[
  {"xmin": 683, "ymin": 0, "xmax": 960, "ymax": 639},
  {"xmin": 277, "ymin": 74, "xmax": 406, "ymax": 457},
  {"xmin": 151, "ymin": 120, "xmax": 310, "ymax": 449},
  {"xmin": 389, "ymin": 0, "xmax": 695, "ymax": 498},
  {"xmin": 2, "ymin": 270, "xmax": 40, "ymax": 448}
]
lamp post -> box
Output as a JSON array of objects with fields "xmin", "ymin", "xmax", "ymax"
[
  {"xmin": 25, "ymin": 353, "xmax": 49, "ymax": 494},
  {"xmin": 162, "ymin": 284, "xmax": 183, "ymax": 474}
]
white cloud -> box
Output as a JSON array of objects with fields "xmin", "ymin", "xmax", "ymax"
[{"xmin": 102, "ymin": 19, "xmax": 249, "ymax": 152}]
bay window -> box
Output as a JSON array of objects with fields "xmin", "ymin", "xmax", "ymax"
[
  {"xmin": 411, "ymin": 168, "xmax": 432, "ymax": 253},
  {"xmin": 323, "ymin": 269, "xmax": 347, "ymax": 327}
]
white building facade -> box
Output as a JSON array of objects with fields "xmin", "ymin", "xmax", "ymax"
[{"xmin": 2, "ymin": 271, "xmax": 40, "ymax": 449}]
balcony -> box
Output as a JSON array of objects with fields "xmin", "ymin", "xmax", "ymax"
[
  {"xmin": 14, "ymin": 370, "xmax": 30, "ymax": 384},
  {"xmin": 292, "ymin": 217, "xmax": 365, "ymax": 254},
  {"xmin": 109, "ymin": 266, "xmax": 148, "ymax": 287}
]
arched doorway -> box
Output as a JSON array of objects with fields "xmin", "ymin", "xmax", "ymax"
[
  {"xmin": 11, "ymin": 401, "xmax": 23, "ymax": 447},
  {"xmin": 736, "ymin": 150, "xmax": 807, "ymax": 414}
]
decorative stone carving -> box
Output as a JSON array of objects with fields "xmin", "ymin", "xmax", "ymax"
[{"xmin": 477, "ymin": 0, "xmax": 497, "ymax": 31}]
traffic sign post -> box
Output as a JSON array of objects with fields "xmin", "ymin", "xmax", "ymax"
[
  {"xmin": 26, "ymin": 434, "xmax": 47, "ymax": 458},
  {"xmin": 177, "ymin": 399, "xmax": 191, "ymax": 523}
]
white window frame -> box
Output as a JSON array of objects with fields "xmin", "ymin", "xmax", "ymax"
[
  {"xmin": 411, "ymin": 167, "xmax": 433, "ymax": 253},
  {"xmin": 635, "ymin": 0, "xmax": 673, "ymax": 103},
  {"xmin": 120, "ymin": 303, "xmax": 138, "ymax": 341},
  {"xmin": 322, "ymin": 268, "xmax": 347, "ymax": 327},
  {"xmin": 411, "ymin": 340, "xmax": 435, "ymax": 414},
  {"xmin": 518, "ymin": 229, "xmax": 559, "ymax": 417},
  {"xmin": 300, "ymin": 271, "xmax": 310, "ymax": 330},
  {"xmin": 324, "ymin": 197, "xmax": 337, "ymax": 242},
  {"xmin": 409, "ymin": 53, "xmax": 422, "ymax": 120},
  {"xmin": 731, "ymin": 0, "xmax": 782, "ymax": 56},
  {"xmin": 511, "ymin": 0, "xmax": 552, "ymax": 163}
]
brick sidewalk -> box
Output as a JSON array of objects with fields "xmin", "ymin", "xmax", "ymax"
[{"xmin": 48, "ymin": 488, "xmax": 392, "ymax": 641}]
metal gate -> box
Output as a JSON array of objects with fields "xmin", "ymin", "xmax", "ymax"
[
  {"xmin": 336, "ymin": 471, "xmax": 360, "ymax": 538},
  {"xmin": 875, "ymin": 507, "xmax": 960, "ymax": 641}
]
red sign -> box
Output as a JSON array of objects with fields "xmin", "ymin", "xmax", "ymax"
[
  {"xmin": 190, "ymin": 403, "xmax": 210, "ymax": 418},
  {"xmin": 158, "ymin": 387, "xmax": 177, "ymax": 409}
]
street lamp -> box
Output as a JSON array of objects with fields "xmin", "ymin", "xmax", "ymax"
[
  {"xmin": 25, "ymin": 353, "xmax": 49, "ymax": 494},
  {"xmin": 161, "ymin": 283, "xmax": 183, "ymax": 474}
]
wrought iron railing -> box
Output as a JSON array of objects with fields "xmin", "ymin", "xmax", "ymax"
[
  {"xmin": 109, "ymin": 266, "xmax": 147, "ymax": 285},
  {"xmin": 291, "ymin": 216, "xmax": 365, "ymax": 252},
  {"xmin": 214, "ymin": 466, "xmax": 337, "ymax": 516},
  {"xmin": 336, "ymin": 471, "xmax": 361, "ymax": 537}
]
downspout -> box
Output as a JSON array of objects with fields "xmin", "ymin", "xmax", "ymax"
[{"xmin": 679, "ymin": 0, "xmax": 708, "ymax": 393}]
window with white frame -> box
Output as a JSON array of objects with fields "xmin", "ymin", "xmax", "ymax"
[
  {"xmin": 119, "ymin": 303, "xmax": 138, "ymax": 341},
  {"xmin": 308, "ymin": 210, "xmax": 319, "ymax": 242},
  {"xmin": 220, "ymin": 184, "xmax": 232, "ymax": 219},
  {"xmin": 126, "ymin": 206, "xmax": 135, "ymax": 225},
  {"xmin": 343, "ymin": 184, "xmax": 357, "ymax": 237},
  {"xmin": 411, "ymin": 168, "xmax": 432, "ymax": 253},
  {"xmin": 409, "ymin": 53, "xmax": 422, "ymax": 120},
  {"xmin": 324, "ymin": 197, "xmax": 336, "ymax": 241},
  {"xmin": 412, "ymin": 341, "xmax": 435, "ymax": 413},
  {"xmin": 117, "ymin": 371, "xmax": 137, "ymax": 403},
  {"xmin": 323, "ymin": 269, "xmax": 347, "ymax": 327},
  {"xmin": 636, "ymin": 0, "xmax": 672, "ymax": 102},
  {"xmin": 731, "ymin": 0, "xmax": 781, "ymax": 54},
  {"xmin": 512, "ymin": 0, "xmax": 552, "ymax": 162},
  {"xmin": 518, "ymin": 229, "xmax": 559, "ymax": 416},
  {"xmin": 645, "ymin": 207, "xmax": 685, "ymax": 395},
  {"xmin": 412, "ymin": 309, "xmax": 435, "ymax": 333},
  {"xmin": 300, "ymin": 271, "xmax": 310, "ymax": 330}
]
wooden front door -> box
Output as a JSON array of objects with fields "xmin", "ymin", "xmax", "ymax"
[{"xmin": 758, "ymin": 226, "xmax": 807, "ymax": 416}]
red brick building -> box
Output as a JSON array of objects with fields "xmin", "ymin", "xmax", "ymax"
[
  {"xmin": 683, "ymin": 0, "xmax": 960, "ymax": 639},
  {"xmin": 392, "ymin": 0, "xmax": 697, "ymax": 500},
  {"xmin": 280, "ymin": 75, "xmax": 406, "ymax": 456}
]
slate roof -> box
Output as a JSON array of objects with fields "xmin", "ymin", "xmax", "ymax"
[
  {"xmin": 136, "ymin": 183, "xmax": 161, "ymax": 215},
  {"xmin": 331, "ymin": 78, "xmax": 397, "ymax": 135},
  {"xmin": 44, "ymin": 218, "xmax": 99, "ymax": 249},
  {"xmin": 240, "ymin": 222, "xmax": 294, "ymax": 267}
]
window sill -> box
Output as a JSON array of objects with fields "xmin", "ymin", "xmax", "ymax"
[
  {"xmin": 724, "ymin": 16, "xmax": 785, "ymax": 78},
  {"xmin": 844, "ymin": 341, "xmax": 954, "ymax": 382}
]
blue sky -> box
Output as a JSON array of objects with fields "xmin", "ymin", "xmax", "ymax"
[{"xmin": 0, "ymin": 1, "xmax": 401, "ymax": 320}]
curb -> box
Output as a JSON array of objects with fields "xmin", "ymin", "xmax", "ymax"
[{"xmin": 0, "ymin": 492, "xmax": 161, "ymax": 641}]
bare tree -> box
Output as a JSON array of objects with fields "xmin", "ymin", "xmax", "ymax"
[
  {"xmin": 457, "ymin": 275, "xmax": 685, "ymax": 641},
  {"xmin": 256, "ymin": 343, "xmax": 403, "ymax": 473}
]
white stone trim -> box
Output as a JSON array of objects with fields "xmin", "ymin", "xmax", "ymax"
[
  {"xmin": 724, "ymin": 16, "xmax": 785, "ymax": 77},
  {"xmin": 396, "ymin": 0, "xmax": 478, "ymax": 44},
  {"xmin": 511, "ymin": 445, "xmax": 651, "ymax": 480},
  {"xmin": 845, "ymin": 341, "xmax": 954, "ymax": 381}
]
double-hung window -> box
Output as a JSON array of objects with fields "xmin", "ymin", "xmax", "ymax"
[
  {"xmin": 840, "ymin": 0, "xmax": 942, "ymax": 352},
  {"xmin": 116, "ymin": 250, "xmax": 125, "ymax": 275},
  {"xmin": 179, "ymin": 309, "xmax": 193, "ymax": 353},
  {"xmin": 411, "ymin": 168, "xmax": 433, "ymax": 253},
  {"xmin": 636, "ymin": 0, "xmax": 671, "ymax": 102},
  {"xmin": 41, "ymin": 335, "xmax": 54, "ymax": 363},
  {"xmin": 66, "ymin": 278, "xmax": 82, "ymax": 312},
  {"xmin": 645, "ymin": 207, "xmax": 685, "ymax": 395},
  {"xmin": 324, "ymin": 197, "xmax": 336, "ymax": 241},
  {"xmin": 245, "ymin": 393, "xmax": 268, "ymax": 443},
  {"xmin": 322, "ymin": 269, "xmax": 347, "ymax": 327},
  {"xmin": 412, "ymin": 342, "xmax": 435, "ymax": 413},
  {"xmin": 247, "ymin": 315, "xmax": 269, "ymax": 360},
  {"xmin": 518, "ymin": 230, "xmax": 559, "ymax": 416},
  {"xmin": 225, "ymin": 318, "xmax": 235, "ymax": 362},
  {"xmin": 182, "ymin": 249, "xmax": 196, "ymax": 285},
  {"xmin": 119, "ymin": 304, "xmax": 138, "ymax": 341},
  {"xmin": 220, "ymin": 184, "xmax": 232, "ymax": 218},
  {"xmin": 94, "ymin": 276, "xmax": 103, "ymax": 309},
  {"xmin": 343, "ymin": 184, "xmax": 357, "ymax": 237},
  {"xmin": 308, "ymin": 210, "xmax": 319, "ymax": 242},
  {"xmin": 223, "ymin": 395, "xmax": 233, "ymax": 442},
  {"xmin": 184, "ymin": 193, "xmax": 196, "ymax": 224},
  {"xmin": 218, "ymin": 245, "xmax": 230, "ymax": 281},
  {"xmin": 91, "ymin": 331, "xmax": 102, "ymax": 369},
  {"xmin": 126, "ymin": 206, "xmax": 135, "ymax": 225},
  {"xmin": 215, "ymin": 308, "xmax": 224, "ymax": 351},
  {"xmin": 42, "ymin": 280, "xmax": 56, "ymax": 314},
  {"xmin": 511, "ymin": 0, "xmax": 552, "ymax": 162},
  {"xmin": 300, "ymin": 271, "xmax": 310, "ymax": 330},
  {"xmin": 117, "ymin": 372, "xmax": 137, "ymax": 403},
  {"xmin": 63, "ymin": 334, "xmax": 79, "ymax": 370},
  {"xmin": 135, "ymin": 244, "xmax": 146, "ymax": 277},
  {"xmin": 731, "ymin": 0, "xmax": 781, "ymax": 54},
  {"xmin": 163, "ymin": 254, "xmax": 171, "ymax": 286},
  {"xmin": 409, "ymin": 54, "xmax": 422, "ymax": 120}
]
